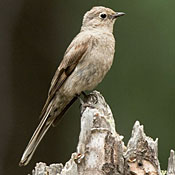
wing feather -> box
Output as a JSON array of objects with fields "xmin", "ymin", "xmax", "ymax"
[{"xmin": 40, "ymin": 33, "xmax": 92, "ymax": 119}]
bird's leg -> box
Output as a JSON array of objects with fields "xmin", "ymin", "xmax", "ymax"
[
  {"xmin": 81, "ymin": 91, "xmax": 88, "ymax": 98},
  {"xmin": 77, "ymin": 92, "xmax": 97, "ymax": 115},
  {"xmin": 76, "ymin": 94, "xmax": 84, "ymax": 105},
  {"xmin": 76, "ymin": 91, "xmax": 88, "ymax": 104},
  {"xmin": 81, "ymin": 91, "xmax": 98, "ymax": 105},
  {"xmin": 82, "ymin": 91, "xmax": 98, "ymax": 105},
  {"xmin": 76, "ymin": 94, "xmax": 87, "ymax": 114}
]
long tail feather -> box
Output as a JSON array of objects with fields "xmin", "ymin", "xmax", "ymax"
[
  {"xmin": 19, "ymin": 105, "xmax": 53, "ymax": 166},
  {"xmin": 19, "ymin": 96, "xmax": 77, "ymax": 166}
]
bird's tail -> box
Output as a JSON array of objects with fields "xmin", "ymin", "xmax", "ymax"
[
  {"xmin": 19, "ymin": 105, "xmax": 53, "ymax": 166},
  {"xmin": 19, "ymin": 96, "xmax": 77, "ymax": 166}
]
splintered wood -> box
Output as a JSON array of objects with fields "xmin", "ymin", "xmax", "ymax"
[
  {"xmin": 124, "ymin": 121, "xmax": 161, "ymax": 175},
  {"xmin": 32, "ymin": 91, "xmax": 175, "ymax": 175}
]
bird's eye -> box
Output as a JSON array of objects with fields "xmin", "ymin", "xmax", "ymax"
[{"xmin": 99, "ymin": 13, "xmax": 107, "ymax": 19}]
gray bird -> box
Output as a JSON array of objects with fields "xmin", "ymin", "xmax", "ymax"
[{"xmin": 19, "ymin": 6, "xmax": 125, "ymax": 166}]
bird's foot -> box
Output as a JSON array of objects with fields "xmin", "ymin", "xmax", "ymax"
[
  {"xmin": 76, "ymin": 94, "xmax": 84, "ymax": 105},
  {"xmin": 76, "ymin": 91, "xmax": 88, "ymax": 105},
  {"xmin": 76, "ymin": 92, "xmax": 97, "ymax": 114},
  {"xmin": 81, "ymin": 91, "xmax": 88, "ymax": 98}
]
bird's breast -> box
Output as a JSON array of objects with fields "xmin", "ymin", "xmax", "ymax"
[
  {"xmin": 62, "ymin": 32, "xmax": 115, "ymax": 96},
  {"xmin": 83, "ymin": 33, "xmax": 115, "ymax": 88}
]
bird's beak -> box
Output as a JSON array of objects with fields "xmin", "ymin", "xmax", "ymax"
[{"xmin": 113, "ymin": 12, "xmax": 125, "ymax": 19}]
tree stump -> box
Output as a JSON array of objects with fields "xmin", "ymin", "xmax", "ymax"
[{"xmin": 31, "ymin": 91, "xmax": 174, "ymax": 175}]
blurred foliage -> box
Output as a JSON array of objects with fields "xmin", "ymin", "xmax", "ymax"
[{"xmin": 1, "ymin": 0, "xmax": 175, "ymax": 174}]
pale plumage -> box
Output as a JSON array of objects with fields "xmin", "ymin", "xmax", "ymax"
[{"xmin": 19, "ymin": 6, "xmax": 125, "ymax": 166}]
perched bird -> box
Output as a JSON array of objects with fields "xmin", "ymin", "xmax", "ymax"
[{"xmin": 19, "ymin": 6, "xmax": 125, "ymax": 166}]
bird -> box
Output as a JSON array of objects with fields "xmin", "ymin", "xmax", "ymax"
[{"xmin": 19, "ymin": 6, "xmax": 125, "ymax": 166}]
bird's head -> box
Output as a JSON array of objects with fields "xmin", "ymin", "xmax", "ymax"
[{"xmin": 81, "ymin": 6, "xmax": 125, "ymax": 33}]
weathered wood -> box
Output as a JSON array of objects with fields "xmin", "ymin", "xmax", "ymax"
[
  {"xmin": 124, "ymin": 121, "xmax": 161, "ymax": 175},
  {"xmin": 32, "ymin": 91, "xmax": 125, "ymax": 175},
  {"xmin": 31, "ymin": 91, "xmax": 174, "ymax": 175},
  {"xmin": 75, "ymin": 91, "xmax": 125, "ymax": 175},
  {"xmin": 167, "ymin": 150, "xmax": 175, "ymax": 175},
  {"xmin": 32, "ymin": 162, "xmax": 63, "ymax": 175}
]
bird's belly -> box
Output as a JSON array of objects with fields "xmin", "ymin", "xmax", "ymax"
[
  {"xmin": 62, "ymin": 53, "xmax": 114, "ymax": 96},
  {"xmin": 61, "ymin": 33, "xmax": 115, "ymax": 96},
  {"xmin": 74, "ymin": 63, "xmax": 104, "ymax": 91}
]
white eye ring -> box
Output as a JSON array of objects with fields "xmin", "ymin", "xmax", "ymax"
[{"xmin": 99, "ymin": 13, "xmax": 107, "ymax": 19}]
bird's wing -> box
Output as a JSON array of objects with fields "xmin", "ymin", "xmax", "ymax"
[
  {"xmin": 19, "ymin": 34, "xmax": 93, "ymax": 166},
  {"xmin": 40, "ymin": 33, "xmax": 92, "ymax": 119}
]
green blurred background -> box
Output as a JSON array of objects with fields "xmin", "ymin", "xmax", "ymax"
[{"xmin": 0, "ymin": 0, "xmax": 175, "ymax": 174}]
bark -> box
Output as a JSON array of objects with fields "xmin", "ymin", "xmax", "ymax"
[{"xmin": 31, "ymin": 91, "xmax": 174, "ymax": 175}]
